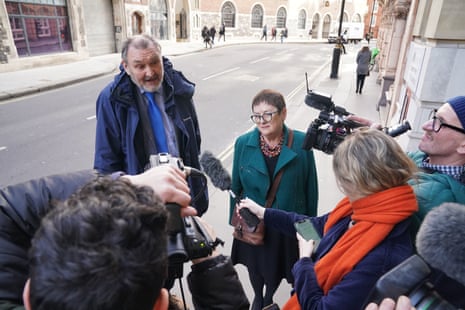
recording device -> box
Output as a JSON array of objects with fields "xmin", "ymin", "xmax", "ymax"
[
  {"xmin": 200, "ymin": 151, "xmax": 260, "ymax": 229},
  {"xmin": 149, "ymin": 153, "xmax": 223, "ymax": 271},
  {"xmin": 366, "ymin": 203, "xmax": 465, "ymax": 309},
  {"xmin": 302, "ymin": 74, "xmax": 411, "ymax": 154}
]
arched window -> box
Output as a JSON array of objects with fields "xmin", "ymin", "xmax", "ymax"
[
  {"xmin": 221, "ymin": 1, "xmax": 235, "ymax": 28},
  {"xmin": 298, "ymin": 9, "xmax": 306, "ymax": 29},
  {"xmin": 343, "ymin": 12, "xmax": 349, "ymax": 22},
  {"xmin": 132, "ymin": 12, "xmax": 143, "ymax": 35},
  {"xmin": 251, "ymin": 4, "xmax": 263, "ymax": 28},
  {"xmin": 276, "ymin": 7, "xmax": 287, "ymax": 28},
  {"xmin": 352, "ymin": 14, "xmax": 362, "ymax": 22}
]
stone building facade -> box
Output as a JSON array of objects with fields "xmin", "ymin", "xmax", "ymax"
[
  {"xmin": 0, "ymin": 0, "xmax": 368, "ymax": 72},
  {"xmin": 375, "ymin": 0, "xmax": 465, "ymax": 151}
]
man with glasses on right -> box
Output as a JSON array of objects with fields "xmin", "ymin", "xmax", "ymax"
[
  {"xmin": 352, "ymin": 96, "xmax": 465, "ymax": 227},
  {"xmin": 408, "ymin": 96, "xmax": 465, "ymax": 230},
  {"xmin": 352, "ymin": 96, "xmax": 465, "ymax": 308}
]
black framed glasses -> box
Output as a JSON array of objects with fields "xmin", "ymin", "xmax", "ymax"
[
  {"xmin": 430, "ymin": 109, "xmax": 465, "ymax": 135},
  {"xmin": 250, "ymin": 111, "xmax": 279, "ymax": 124}
]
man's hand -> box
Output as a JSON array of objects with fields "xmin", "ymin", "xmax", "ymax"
[
  {"xmin": 365, "ymin": 296, "xmax": 415, "ymax": 310},
  {"xmin": 122, "ymin": 165, "xmax": 197, "ymax": 217},
  {"xmin": 347, "ymin": 114, "xmax": 382, "ymax": 130}
]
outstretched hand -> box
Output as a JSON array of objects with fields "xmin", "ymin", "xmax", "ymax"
[
  {"xmin": 122, "ymin": 165, "xmax": 197, "ymax": 217},
  {"xmin": 347, "ymin": 114, "xmax": 382, "ymax": 130}
]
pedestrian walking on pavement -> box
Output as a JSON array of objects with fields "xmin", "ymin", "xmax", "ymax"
[
  {"xmin": 280, "ymin": 28, "xmax": 286, "ymax": 43},
  {"xmin": 210, "ymin": 25, "xmax": 216, "ymax": 44},
  {"xmin": 201, "ymin": 26, "xmax": 212, "ymax": 48},
  {"xmin": 218, "ymin": 23, "xmax": 226, "ymax": 42},
  {"xmin": 356, "ymin": 46, "xmax": 371, "ymax": 94},
  {"xmin": 261, "ymin": 24, "xmax": 267, "ymax": 41},
  {"xmin": 271, "ymin": 27, "xmax": 277, "ymax": 41}
]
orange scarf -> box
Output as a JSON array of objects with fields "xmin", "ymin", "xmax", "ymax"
[{"xmin": 283, "ymin": 185, "xmax": 417, "ymax": 310}]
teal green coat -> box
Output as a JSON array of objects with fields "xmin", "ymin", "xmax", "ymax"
[
  {"xmin": 229, "ymin": 126, "xmax": 318, "ymax": 222},
  {"xmin": 408, "ymin": 151, "xmax": 465, "ymax": 234}
]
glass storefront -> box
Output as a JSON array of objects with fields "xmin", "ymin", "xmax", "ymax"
[{"xmin": 6, "ymin": 0, "xmax": 71, "ymax": 57}]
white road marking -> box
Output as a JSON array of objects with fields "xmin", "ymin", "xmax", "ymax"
[{"xmin": 202, "ymin": 67, "xmax": 240, "ymax": 81}]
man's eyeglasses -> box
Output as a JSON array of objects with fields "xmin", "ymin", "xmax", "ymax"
[
  {"xmin": 430, "ymin": 109, "xmax": 465, "ymax": 135},
  {"xmin": 250, "ymin": 111, "xmax": 279, "ymax": 124}
]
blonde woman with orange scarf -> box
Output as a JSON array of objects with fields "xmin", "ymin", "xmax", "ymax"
[{"xmin": 239, "ymin": 129, "xmax": 418, "ymax": 309}]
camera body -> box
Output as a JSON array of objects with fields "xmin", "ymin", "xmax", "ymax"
[
  {"xmin": 302, "ymin": 90, "xmax": 411, "ymax": 154},
  {"xmin": 367, "ymin": 255, "xmax": 456, "ymax": 309},
  {"xmin": 150, "ymin": 153, "xmax": 216, "ymax": 265}
]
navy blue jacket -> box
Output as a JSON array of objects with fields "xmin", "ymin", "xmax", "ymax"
[
  {"xmin": 94, "ymin": 57, "xmax": 208, "ymax": 215},
  {"xmin": 264, "ymin": 208, "xmax": 415, "ymax": 310}
]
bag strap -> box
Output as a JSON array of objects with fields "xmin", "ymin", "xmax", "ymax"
[{"xmin": 264, "ymin": 129, "xmax": 294, "ymax": 208}]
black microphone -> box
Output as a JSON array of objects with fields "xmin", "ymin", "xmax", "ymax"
[
  {"xmin": 365, "ymin": 202, "xmax": 465, "ymax": 309},
  {"xmin": 199, "ymin": 151, "xmax": 233, "ymax": 194},
  {"xmin": 200, "ymin": 151, "xmax": 260, "ymax": 228},
  {"xmin": 416, "ymin": 202, "xmax": 465, "ymax": 287}
]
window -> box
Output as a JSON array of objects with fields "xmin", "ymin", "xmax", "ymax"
[
  {"xmin": 10, "ymin": 17, "xmax": 24, "ymax": 40},
  {"xmin": 6, "ymin": 0, "xmax": 71, "ymax": 57},
  {"xmin": 149, "ymin": 0, "xmax": 168, "ymax": 40},
  {"xmin": 35, "ymin": 18, "xmax": 51, "ymax": 37},
  {"xmin": 251, "ymin": 5, "xmax": 263, "ymax": 28},
  {"xmin": 298, "ymin": 9, "xmax": 306, "ymax": 29},
  {"xmin": 276, "ymin": 7, "xmax": 287, "ymax": 28},
  {"xmin": 221, "ymin": 1, "xmax": 235, "ymax": 28}
]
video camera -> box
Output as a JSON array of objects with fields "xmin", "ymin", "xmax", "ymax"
[
  {"xmin": 366, "ymin": 255, "xmax": 456, "ymax": 309},
  {"xmin": 302, "ymin": 88, "xmax": 411, "ymax": 154},
  {"xmin": 150, "ymin": 153, "xmax": 223, "ymax": 273}
]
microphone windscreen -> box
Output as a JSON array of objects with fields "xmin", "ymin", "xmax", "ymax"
[
  {"xmin": 416, "ymin": 202, "xmax": 465, "ymax": 287},
  {"xmin": 199, "ymin": 151, "xmax": 232, "ymax": 191}
]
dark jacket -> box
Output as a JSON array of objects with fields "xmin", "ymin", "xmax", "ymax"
[
  {"xmin": 94, "ymin": 57, "xmax": 208, "ymax": 215},
  {"xmin": 264, "ymin": 209, "xmax": 415, "ymax": 310},
  {"xmin": 0, "ymin": 170, "xmax": 96, "ymax": 307},
  {"xmin": 188, "ymin": 255, "xmax": 249, "ymax": 310},
  {"xmin": 0, "ymin": 172, "xmax": 248, "ymax": 310}
]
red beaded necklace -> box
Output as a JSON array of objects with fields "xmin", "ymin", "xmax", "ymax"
[{"xmin": 260, "ymin": 134, "xmax": 284, "ymax": 157}]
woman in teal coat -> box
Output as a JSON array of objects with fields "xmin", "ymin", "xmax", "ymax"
[{"xmin": 229, "ymin": 89, "xmax": 319, "ymax": 310}]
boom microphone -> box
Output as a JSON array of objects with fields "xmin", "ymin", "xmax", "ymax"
[
  {"xmin": 416, "ymin": 202, "xmax": 465, "ymax": 287},
  {"xmin": 199, "ymin": 151, "xmax": 233, "ymax": 193},
  {"xmin": 200, "ymin": 151, "xmax": 261, "ymax": 228}
]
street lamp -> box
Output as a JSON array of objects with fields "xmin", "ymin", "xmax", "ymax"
[
  {"xmin": 367, "ymin": 0, "xmax": 376, "ymax": 41},
  {"xmin": 330, "ymin": 0, "xmax": 346, "ymax": 79}
]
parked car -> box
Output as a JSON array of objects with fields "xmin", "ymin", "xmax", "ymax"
[{"xmin": 327, "ymin": 34, "xmax": 338, "ymax": 43}]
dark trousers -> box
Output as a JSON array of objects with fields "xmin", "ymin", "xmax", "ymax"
[{"xmin": 356, "ymin": 74, "xmax": 367, "ymax": 93}]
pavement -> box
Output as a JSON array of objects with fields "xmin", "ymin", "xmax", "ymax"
[{"xmin": 0, "ymin": 36, "xmax": 385, "ymax": 307}]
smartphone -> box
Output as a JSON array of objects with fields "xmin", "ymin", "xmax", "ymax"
[{"xmin": 294, "ymin": 218, "xmax": 321, "ymax": 250}]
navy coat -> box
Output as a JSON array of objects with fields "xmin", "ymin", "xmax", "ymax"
[
  {"xmin": 94, "ymin": 57, "xmax": 208, "ymax": 215},
  {"xmin": 265, "ymin": 208, "xmax": 415, "ymax": 310}
]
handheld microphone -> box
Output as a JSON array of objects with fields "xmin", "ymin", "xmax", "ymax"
[
  {"xmin": 416, "ymin": 202, "xmax": 465, "ymax": 287},
  {"xmin": 200, "ymin": 151, "xmax": 260, "ymax": 228}
]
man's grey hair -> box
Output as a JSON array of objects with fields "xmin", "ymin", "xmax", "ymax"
[{"xmin": 121, "ymin": 34, "xmax": 162, "ymax": 62}]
